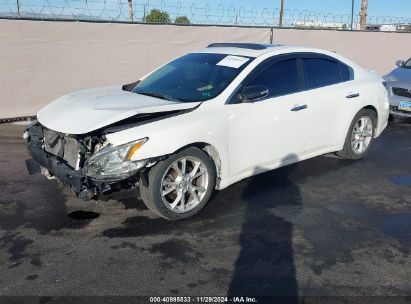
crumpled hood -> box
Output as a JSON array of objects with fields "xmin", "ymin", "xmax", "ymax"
[{"xmin": 37, "ymin": 86, "xmax": 199, "ymax": 134}]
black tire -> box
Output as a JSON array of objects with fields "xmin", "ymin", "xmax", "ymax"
[
  {"xmin": 336, "ymin": 109, "xmax": 377, "ymax": 160},
  {"xmin": 139, "ymin": 147, "xmax": 216, "ymax": 220}
]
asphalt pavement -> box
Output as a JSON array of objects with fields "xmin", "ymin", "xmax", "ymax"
[{"xmin": 0, "ymin": 120, "xmax": 410, "ymax": 301}]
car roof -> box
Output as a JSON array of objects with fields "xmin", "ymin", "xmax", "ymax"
[
  {"xmin": 195, "ymin": 43, "xmax": 329, "ymax": 58},
  {"xmin": 195, "ymin": 43, "xmax": 283, "ymax": 57},
  {"xmin": 207, "ymin": 43, "xmax": 280, "ymax": 50},
  {"xmin": 194, "ymin": 43, "xmax": 352, "ymax": 63}
]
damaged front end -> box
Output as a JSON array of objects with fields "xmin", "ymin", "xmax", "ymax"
[{"xmin": 24, "ymin": 121, "xmax": 153, "ymax": 200}]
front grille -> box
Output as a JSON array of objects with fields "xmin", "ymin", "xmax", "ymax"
[
  {"xmin": 392, "ymin": 87, "xmax": 411, "ymax": 98},
  {"xmin": 43, "ymin": 129, "xmax": 82, "ymax": 170}
]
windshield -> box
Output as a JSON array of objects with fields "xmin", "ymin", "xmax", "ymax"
[
  {"xmin": 132, "ymin": 53, "xmax": 253, "ymax": 102},
  {"xmin": 403, "ymin": 58, "xmax": 411, "ymax": 69}
]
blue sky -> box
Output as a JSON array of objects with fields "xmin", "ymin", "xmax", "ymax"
[
  {"xmin": 2, "ymin": 0, "xmax": 411, "ymax": 23},
  {"xmin": 176, "ymin": 0, "xmax": 411, "ymax": 18},
  {"xmin": 147, "ymin": 0, "xmax": 411, "ymax": 25}
]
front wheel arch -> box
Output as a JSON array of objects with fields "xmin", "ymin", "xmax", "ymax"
[
  {"xmin": 139, "ymin": 146, "xmax": 217, "ymax": 220},
  {"xmin": 171, "ymin": 142, "xmax": 221, "ymax": 188}
]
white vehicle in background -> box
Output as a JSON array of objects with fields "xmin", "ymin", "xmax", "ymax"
[{"xmin": 25, "ymin": 43, "xmax": 389, "ymax": 220}]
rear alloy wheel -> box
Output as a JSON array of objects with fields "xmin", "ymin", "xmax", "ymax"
[
  {"xmin": 140, "ymin": 147, "xmax": 216, "ymax": 220},
  {"xmin": 337, "ymin": 109, "xmax": 377, "ymax": 160},
  {"xmin": 351, "ymin": 116, "xmax": 373, "ymax": 155}
]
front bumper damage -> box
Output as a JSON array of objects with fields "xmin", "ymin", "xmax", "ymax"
[{"xmin": 24, "ymin": 122, "xmax": 143, "ymax": 200}]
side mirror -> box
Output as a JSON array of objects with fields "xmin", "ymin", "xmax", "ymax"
[
  {"xmin": 241, "ymin": 85, "xmax": 269, "ymax": 102},
  {"xmin": 396, "ymin": 60, "xmax": 405, "ymax": 67},
  {"xmin": 122, "ymin": 80, "xmax": 140, "ymax": 92}
]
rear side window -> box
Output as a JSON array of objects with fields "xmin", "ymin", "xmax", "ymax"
[
  {"xmin": 246, "ymin": 59, "xmax": 301, "ymax": 98},
  {"xmin": 339, "ymin": 63, "xmax": 354, "ymax": 81},
  {"xmin": 303, "ymin": 58, "xmax": 341, "ymax": 90}
]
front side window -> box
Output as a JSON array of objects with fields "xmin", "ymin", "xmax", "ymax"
[
  {"xmin": 132, "ymin": 53, "xmax": 253, "ymax": 102},
  {"xmin": 245, "ymin": 59, "xmax": 301, "ymax": 99},
  {"xmin": 303, "ymin": 58, "xmax": 342, "ymax": 90}
]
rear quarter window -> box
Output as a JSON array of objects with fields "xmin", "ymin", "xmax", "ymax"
[
  {"xmin": 303, "ymin": 58, "xmax": 342, "ymax": 90},
  {"xmin": 339, "ymin": 63, "xmax": 355, "ymax": 81}
]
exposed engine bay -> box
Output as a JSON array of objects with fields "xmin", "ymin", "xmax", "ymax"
[
  {"xmin": 42, "ymin": 128, "xmax": 105, "ymax": 170},
  {"xmin": 23, "ymin": 109, "xmax": 187, "ymax": 200}
]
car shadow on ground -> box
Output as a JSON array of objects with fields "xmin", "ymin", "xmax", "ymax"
[
  {"xmin": 103, "ymin": 153, "xmax": 354, "ymax": 234},
  {"xmin": 2, "ymin": 122, "xmax": 411, "ymax": 296},
  {"xmin": 228, "ymin": 155, "xmax": 300, "ymax": 300},
  {"xmin": 101, "ymin": 153, "xmax": 356, "ymax": 298}
]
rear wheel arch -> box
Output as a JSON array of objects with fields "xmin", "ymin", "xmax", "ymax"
[
  {"xmin": 363, "ymin": 105, "xmax": 378, "ymax": 127},
  {"xmin": 336, "ymin": 108, "xmax": 377, "ymax": 159}
]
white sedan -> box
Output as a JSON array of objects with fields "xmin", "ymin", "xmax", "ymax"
[{"xmin": 25, "ymin": 43, "xmax": 389, "ymax": 220}]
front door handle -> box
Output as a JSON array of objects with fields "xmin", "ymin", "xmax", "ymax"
[
  {"xmin": 346, "ymin": 93, "xmax": 360, "ymax": 99},
  {"xmin": 291, "ymin": 104, "xmax": 308, "ymax": 111}
]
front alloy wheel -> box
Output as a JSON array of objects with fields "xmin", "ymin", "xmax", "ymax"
[
  {"xmin": 140, "ymin": 147, "xmax": 216, "ymax": 220},
  {"xmin": 161, "ymin": 156, "xmax": 209, "ymax": 213}
]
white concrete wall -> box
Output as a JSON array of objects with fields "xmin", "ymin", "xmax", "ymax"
[{"xmin": 1, "ymin": 19, "xmax": 410, "ymax": 118}]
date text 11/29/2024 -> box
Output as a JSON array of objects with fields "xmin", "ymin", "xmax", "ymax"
[{"xmin": 149, "ymin": 296, "xmax": 258, "ymax": 303}]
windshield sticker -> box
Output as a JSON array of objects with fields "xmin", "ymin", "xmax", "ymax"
[
  {"xmin": 216, "ymin": 55, "xmax": 250, "ymax": 69},
  {"xmin": 197, "ymin": 84, "xmax": 214, "ymax": 92}
]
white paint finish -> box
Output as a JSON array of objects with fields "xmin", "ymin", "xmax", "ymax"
[
  {"xmin": 218, "ymin": 146, "xmax": 336, "ymax": 190},
  {"xmin": 304, "ymin": 77, "xmax": 389, "ymax": 152},
  {"xmin": 37, "ymin": 86, "xmax": 199, "ymax": 134},
  {"xmin": 225, "ymin": 91, "xmax": 310, "ymax": 177},
  {"xmin": 361, "ymin": 78, "xmax": 390, "ymax": 137},
  {"xmin": 36, "ymin": 46, "xmax": 389, "ymax": 189},
  {"xmin": 303, "ymin": 81, "xmax": 358, "ymax": 151},
  {"xmin": 105, "ymin": 100, "xmax": 231, "ymax": 181}
]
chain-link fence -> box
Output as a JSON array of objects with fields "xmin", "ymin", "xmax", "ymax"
[{"xmin": 1, "ymin": 0, "xmax": 411, "ymax": 31}]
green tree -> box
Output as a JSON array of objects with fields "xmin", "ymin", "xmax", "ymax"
[
  {"xmin": 144, "ymin": 9, "xmax": 171, "ymax": 23},
  {"xmin": 174, "ymin": 16, "xmax": 190, "ymax": 24}
]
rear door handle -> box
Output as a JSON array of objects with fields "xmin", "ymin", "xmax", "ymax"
[
  {"xmin": 346, "ymin": 93, "xmax": 360, "ymax": 99},
  {"xmin": 291, "ymin": 104, "xmax": 308, "ymax": 111}
]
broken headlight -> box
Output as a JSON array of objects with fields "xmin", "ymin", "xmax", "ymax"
[{"xmin": 85, "ymin": 138, "xmax": 148, "ymax": 180}]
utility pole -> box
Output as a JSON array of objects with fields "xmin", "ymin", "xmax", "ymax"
[
  {"xmin": 128, "ymin": 0, "xmax": 133, "ymax": 22},
  {"xmin": 360, "ymin": 0, "xmax": 368, "ymax": 30},
  {"xmin": 16, "ymin": 0, "xmax": 20, "ymax": 16},
  {"xmin": 350, "ymin": 0, "xmax": 355, "ymax": 30},
  {"xmin": 279, "ymin": 0, "xmax": 284, "ymax": 27}
]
